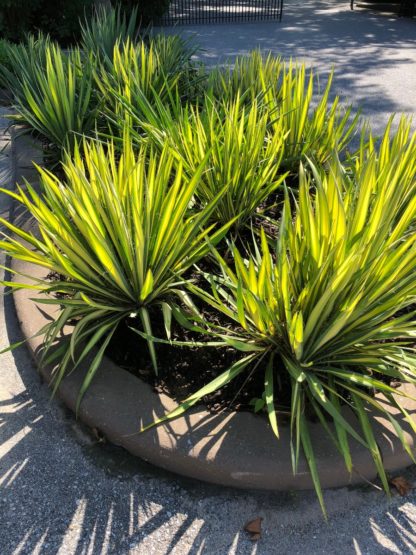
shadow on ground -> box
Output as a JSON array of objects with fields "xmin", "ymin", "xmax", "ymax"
[
  {"xmin": 1, "ymin": 4, "xmax": 416, "ymax": 553},
  {"xmin": 160, "ymin": 0, "xmax": 416, "ymax": 134},
  {"xmin": 2, "ymin": 287, "xmax": 416, "ymax": 554}
]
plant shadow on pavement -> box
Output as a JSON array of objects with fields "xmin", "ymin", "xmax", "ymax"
[
  {"xmin": 1, "ymin": 2, "xmax": 416, "ymax": 553},
  {"xmin": 2, "ymin": 286, "xmax": 416, "ymax": 554}
]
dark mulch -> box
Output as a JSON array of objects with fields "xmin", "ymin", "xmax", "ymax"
[{"xmin": 106, "ymin": 306, "xmax": 292, "ymax": 418}]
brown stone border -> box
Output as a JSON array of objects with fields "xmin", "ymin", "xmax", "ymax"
[{"xmin": 11, "ymin": 257, "xmax": 416, "ymax": 490}]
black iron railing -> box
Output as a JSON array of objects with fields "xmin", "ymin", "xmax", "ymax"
[{"xmin": 160, "ymin": 0, "xmax": 283, "ymax": 26}]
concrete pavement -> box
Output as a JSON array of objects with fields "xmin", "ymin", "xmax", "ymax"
[
  {"xmin": 161, "ymin": 0, "xmax": 416, "ymax": 136},
  {"xmin": 1, "ymin": 4, "xmax": 416, "ymax": 550}
]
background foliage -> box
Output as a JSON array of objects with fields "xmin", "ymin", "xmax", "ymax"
[
  {"xmin": 0, "ymin": 0, "xmax": 94, "ymax": 44},
  {"xmin": 114, "ymin": 0, "xmax": 171, "ymax": 24}
]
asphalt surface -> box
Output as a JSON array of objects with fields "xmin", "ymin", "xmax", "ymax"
[
  {"xmin": 161, "ymin": 0, "xmax": 416, "ymax": 137},
  {"xmin": 1, "ymin": 2, "xmax": 416, "ymax": 552}
]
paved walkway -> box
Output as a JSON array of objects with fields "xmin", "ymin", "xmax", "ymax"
[
  {"xmin": 162, "ymin": 0, "xmax": 416, "ymax": 136},
  {"xmin": 1, "ymin": 6, "xmax": 416, "ymax": 550}
]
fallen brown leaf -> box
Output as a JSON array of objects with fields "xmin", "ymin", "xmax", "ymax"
[
  {"xmin": 244, "ymin": 517, "xmax": 263, "ymax": 541},
  {"xmin": 390, "ymin": 476, "xmax": 412, "ymax": 496}
]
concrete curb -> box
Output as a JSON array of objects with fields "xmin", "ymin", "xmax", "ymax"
[
  {"xmin": 11, "ymin": 256, "xmax": 416, "ymax": 491},
  {"xmin": 4, "ymin": 108, "xmax": 415, "ymax": 493}
]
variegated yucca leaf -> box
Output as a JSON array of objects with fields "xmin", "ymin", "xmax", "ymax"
[
  {"xmin": 149, "ymin": 141, "xmax": 416, "ymax": 515},
  {"xmin": 210, "ymin": 52, "xmax": 358, "ymax": 169},
  {"xmin": 96, "ymin": 35, "xmax": 201, "ymax": 136},
  {"xmin": 0, "ymin": 135, "xmax": 232, "ymax": 409},
  {"xmin": 81, "ymin": 4, "xmax": 140, "ymax": 61},
  {"xmin": 7, "ymin": 43, "xmax": 97, "ymax": 160},
  {"xmin": 134, "ymin": 93, "xmax": 288, "ymax": 231}
]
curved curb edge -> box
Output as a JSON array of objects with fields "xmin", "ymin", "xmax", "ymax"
[{"xmin": 11, "ymin": 257, "xmax": 416, "ymax": 491}]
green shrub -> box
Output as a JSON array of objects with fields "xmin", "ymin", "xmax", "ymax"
[
  {"xmin": 146, "ymin": 137, "xmax": 416, "ymax": 514},
  {"xmin": 97, "ymin": 35, "xmax": 200, "ymax": 134},
  {"xmin": 0, "ymin": 135, "xmax": 231, "ymax": 406},
  {"xmin": 0, "ymin": 0, "xmax": 42, "ymax": 41},
  {"xmin": 36, "ymin": 0, "xmax": 95, "ymax": 45},
  {"xmin": 81, "ymin": 4, "xmax": 140, "ymax": 60},
  {"xmin": 7, "ymin": 43, "xmax": 96, "ymax": 161},
  {"xmin": 0, "ymin": 38, "xmax": 17, "ymax": 89},
  {"xmin": 0, "ymin": 0, "xmax": 94, "ymax": 44},
  {"xmin": 138, "ymin": 93, "xmax": 288, "ymax": 232},
  {"xmin": 115, "ymin": 0, "xmax": 171, "ymax": 24},
  {"xmin": 210, "ymin": 53, "xmax": 358, "ymax": 170}
]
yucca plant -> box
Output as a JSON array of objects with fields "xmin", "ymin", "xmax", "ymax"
[
  {"xmin": 210, "ymin": 53, "xmax": 358, "ymax": 170},
  {"xmin": 0, "ymin": 135, "xmax": 232, "ymax": 408},
  {"xmin": 8, "ymin": 43, "xmax": 96, "ymax": 160},
  {"xmin": 351, "ymin": 116, "xmax": 416, "ymax": 203},
  {"xmin": 96, "ymin": 35, "xmax": 202, "ymax": 135},
  {"xmin": 266, "ymin": 63, "xmax": 358, "ymax": 170},
  {"xmin": 115, "ymin": 51, "xmax": 274, "ymax": 141},
  {"xmin": 142, "ymin": 150, "xmax": 416, "ymax": 514},
  {"xmin": 108, "ymin": 52, "xmax": 357, "ymax": 180},
  {"xmin": 0, "ymin": 33, "xmax": 53, "ymax": 99},
  {"xmin": 0, "ymin": 38, "xmax": 17, "ymax": 90},
  {"xmin": 149, "ymin": 34, "xmax": 200, "ymax": 81},
  {"xmin": 207, "ymin": 50, "xmax": 284, "ymax": 104},
  {"xmin": 135, "ymin": 93, "xmax": 288, "ymax": 232},
  {"xmin": 80, "ymin": 4, "xmax": 140, "ymax": 61}
]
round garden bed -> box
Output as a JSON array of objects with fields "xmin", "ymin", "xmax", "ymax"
[{"xmin": 11, "ymin": 256, "xmax": 416, "ymax": 491}]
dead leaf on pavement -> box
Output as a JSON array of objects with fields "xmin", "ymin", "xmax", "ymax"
[
  {"xmin": 244, "ymin": 517, "xmax": 263, "ymax": 541},
  {"xmin": 390, "ymin": 476, "xmax": 412, "ymax": 496}
]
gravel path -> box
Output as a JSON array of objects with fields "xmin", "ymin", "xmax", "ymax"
[{"xmin": 1, "ymin": 4, "xmax": 416, "ymax": 551}]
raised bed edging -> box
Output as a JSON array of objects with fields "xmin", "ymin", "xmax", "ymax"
[{"xmin": 11, "ymin": 255, "xmax": 416, "ymax": 491}]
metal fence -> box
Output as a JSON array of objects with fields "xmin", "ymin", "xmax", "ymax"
[{"xmin": 160, "ymin": 0, "xmax": 283, "ymax": 26}]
